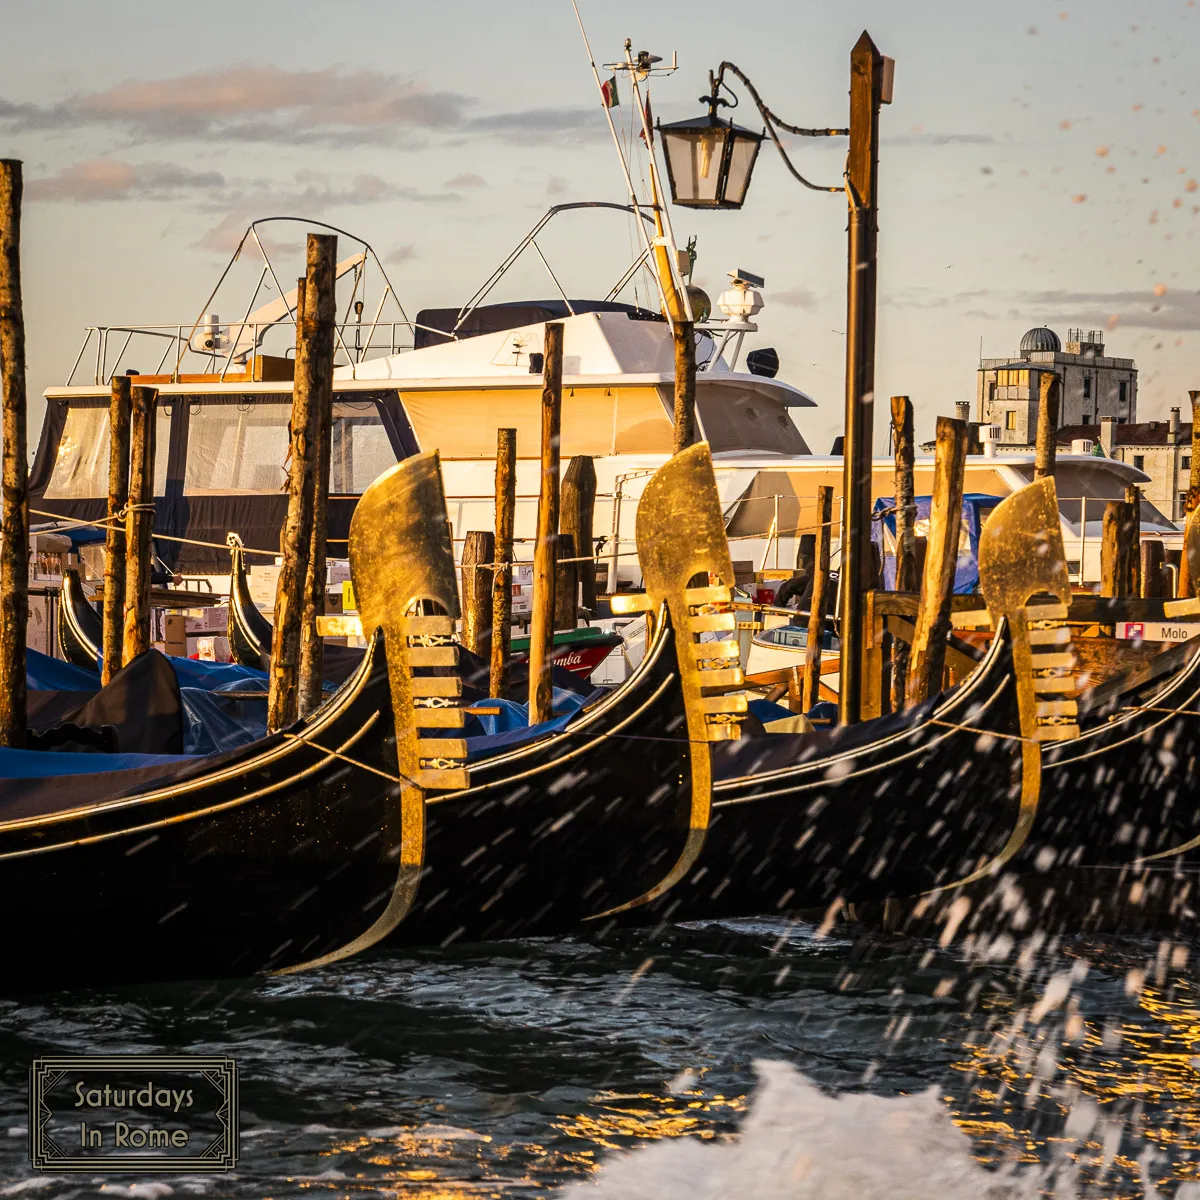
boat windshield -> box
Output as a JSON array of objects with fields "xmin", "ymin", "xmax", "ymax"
[
  {"xmin": 184, "ymin": 396, "xmax": 395, "ymax": 495},
  {"xmin": 695, "ymin": 385, "xmax": 810, "ymax": 455},
  {"xmin": 1008, "ymin": 463, "xmax": 1176, "ymax": 530},
  {"xmin": 44, "ymin": 403, "xmax": 171, "ymax": 499}
]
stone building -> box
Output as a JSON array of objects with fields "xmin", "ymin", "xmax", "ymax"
[
  {"xmin": 976, "ymin": 327, "xmax": 1138, "ymax": 444},
  {"xmin": 1056, "ymin": 411, "xmax": 1193, "ymax": 520}
]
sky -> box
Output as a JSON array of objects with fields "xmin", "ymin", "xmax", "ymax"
[{"xmin": 1, "ymin": 0, "xmax": 1197, "ymax": 453}]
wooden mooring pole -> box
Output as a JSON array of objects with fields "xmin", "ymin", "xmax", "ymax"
[
  {"xmin": 1034, "ymin": 372, "xmax": 1061, "ymax": 480},
  {"xmin": 672, "ymin": 321, "xmax": 696, "ymax": 453},
  {"xmin": 554, "ymin": 533, "xmax": 577, "ymax": 631},
  {"xmin": 528, "ymin": 323, "xmax": 563, "ymax": 725},
  {"xmin": 1178, "ymin": 390, "xmax": 1200, "ymax": 598},
  {"xmin": 297, "ymin": 234, "xmax": 337, "ymax": 719},
  {"xmin": 561, "ymin": 455, "xmax": 597, "ymax": 612},
  {"xmin": 0, "ymin": 160, "xmax": 27, "ymax": 747},
  {"xmin": 102, "ymin": 375, "xmax": 131, "ymax": 682},
  {"xmin": 269, "ymin": 233, "xmax": 335, "ymax": 731},
  {"xmin": 461, "ymin": 530, "xmax": 495, "ymax": 658},
  {"xmin": 906, "ymin": 416, "xmax": 967, "ymax": 707},
  {"xmin": 837, "ymin": 32, "xmax": 886, "ymax": 725},
  {"xmin": 122, "ymin": 384, "xmax": 157, "ymax": 664},
  {"xmin": 1101, "ymin": 497, "xmax": 1138, "ymax": 598},
  {"xmin": 489, "ymin": 427, "xmax": 517, "ymax": 699},
  {"xmin": 801, "ymin": 485, "xmax": 834, "ymax": 711},
  {"xmin": 889, "ymin": 396, "xmax": 915, "ymax": 709}
]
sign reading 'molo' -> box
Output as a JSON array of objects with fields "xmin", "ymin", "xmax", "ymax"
[{"xmin": 29, "ymin": 1056, "xmax": 238, "ymax": 1172}]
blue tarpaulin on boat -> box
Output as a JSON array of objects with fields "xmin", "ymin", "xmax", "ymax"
[
  {"xmin": 26, "ymin": 649, "xmax": 99, "ymax": 692},
  {"xmin": 179, "ymin": 689, "xmax": 267, "ymax": 756},
  {"xmin": 463, "ymin": 688, "xmax": 592, "ymax": 761},
  {"xmin": 872, "ymin": 494, "xmax": 1004, "ymax": 595},
  {"xmin": 0, "ymin": 745, "xmax": 196, "ymax": 779}
]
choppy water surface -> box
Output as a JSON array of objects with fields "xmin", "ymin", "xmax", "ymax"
[{"xmin": 2, "ymin": 918, "xmax": 1200, "ymax": 1197}]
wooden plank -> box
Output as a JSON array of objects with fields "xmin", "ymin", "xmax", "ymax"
[
  {"xmin": 528, "ymin": 322, "xmax": 563, "ymax": 724},
  {"xmin": 0, "ymin": 160, "xmax": 26, "ymax": 746},
  {"xmin": 906, "ymin": 416, "xmax": 967, "ymax": 705},
  {"xmin": 885, "ymin": 615, "xmax": 981, "ymax": 680}
]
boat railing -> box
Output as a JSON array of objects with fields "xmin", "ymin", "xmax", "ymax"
[{"xmin": 65, "ymin": 318, "xmax": 453, "ymax": 386}]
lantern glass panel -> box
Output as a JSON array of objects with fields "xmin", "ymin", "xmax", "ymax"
[
  {"xmin": 663, "ymin": 125, "xmax": 729, "ymax": 205},
  {"xmin": 722, "ymin": 133, "xmax": 762, "ymax": 207}
]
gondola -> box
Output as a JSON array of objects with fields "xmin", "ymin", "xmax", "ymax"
[
  {"xmin": 226, "ymin": 533, "xmax": 275, "ymax": 667},
  {"xmin": 0, "ymin": 452, "xmax": 467, "ymax": 993},
  {"xmin": 611, "ymin": 475, "xmax": 1082, "ymax": 926},
  {"xmin": 57, "ymin": 567, "xmax": 102, "ymax": 671},
  {"xmin": 382, "ymin": 442, "xmax": 747, "ymax": 945}
]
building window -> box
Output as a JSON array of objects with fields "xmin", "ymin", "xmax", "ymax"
[
  {"xmin": 1083, "ymin": 375, "xmax": 1092, "ymax": 400},
  {"xmin": 996, "ymin": 369, "xmax": 1030, "ymax": 388},
  {"xmin": 1005, "ymin": 411, "xmax": 1016, "ymax": 430},
  {"xmin": 1082, "ymin": 413, "xmax": 1091, "ymax": 425},
  {"xmin": 1133, "ymin": 454, "xmax": 1145, "ymax": 471},
  {"xmin": 1119, "ymin": 381, "xmax": 1128, "ymax": 405},
  {"xmin": 1184, "ymin": 455, "xmax": 1192, "ymax": 471}
]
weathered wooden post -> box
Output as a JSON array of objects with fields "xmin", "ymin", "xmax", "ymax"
[
  {"xmin": 1034, "ymin": 372, "xmax": 1061, "ymax": 480},
  {"xmin": 561, "ymin": 455, "xmax": 597, "ymax": 612},
  {"xmin": 553, "ymin": 532, "xmax": 577, "ymax": 631},
  {"xmin": 1140, "ymin": 539, "xmax": 1167, "ymax": 599},
  {"xmin": 122, "ymin": 385, "xmax": 157, "ymax": 664},
  {"xmin": 801, "ymin": 486, "xmax": 834, "ymax": 711},
  {"xmin": 1178, "ymin": 390, "xmax": 1200, "ymax": 597},
  {"xmin": 528, "ymin": 323, "xmax": 564, "ymax": 724},
  {"xmin": 101, "ymin": 375, "xmax": 131, "ymax": 683},
  {"xmin": 269, "ymin": 233, "xmax": 335, "ymax": 731},
  {"xmin": 838, "ymin": 32, "xmax": 886, "ymax": 725},
  {"xmin": 461, "ymin": 530, "xmax": 495, "ymax": 658},
  {"xmin": 1100, "ymin": 499, "xmax": 1138, "ymax": 598},
  {"xmin": 906, "ymin": 416, "xmax": 967, "ymax": 706},
  {"xmin": 0, "ymin": 160, "xmax": 27, "ymax": 746},
  {"xmin": 672, "ymin": 321, "xmax": 696, "ymax": 453},
  {"xmin": 890, "ymin": 396, "xmax": 915, "ymax": 708},
  {"xmin": 489, "ymin": 427, "xmax": 517, "ymax": 699},
  {"xmin": 297, "ymin": 235, "xmax": 337, "ymax": 718},
  {"xmin": 1125, "ymin": 483, "xmax": 1142, "ymax": 598}
]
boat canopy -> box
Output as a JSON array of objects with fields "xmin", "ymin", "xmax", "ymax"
[{"xmin": 412, "ymin": 299, "xmax": 663, "ymax": 349}]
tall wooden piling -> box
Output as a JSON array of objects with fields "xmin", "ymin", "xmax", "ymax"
[
  {"xmin": 801, "ymin": 486, "xmax": 834, "ymax": 711},
  {"xmin": 101, "ymin": 375, "xmax": 131, "ymax": 683},
  {"xmin": 0, "ymin": 160, "xmax": 27, "ymax": 747},
  {"xmin": 1179, "ymin": 391, "xmax": 1200, "ymax": 598},
  {"xmin": 461, "ymin": 530, "xmax": 495, "ymax": 658},
  {"xmin": 528, "ymin": 323, "xmax": 564, "ymax": 725},
  {"xmin": 672, "ymin": 321, "xmax": 696, "ymax": 453},
  {"xmin": 489, "ymin": 428, "xmax": 517, "ymax": 699},
  {"xmin": 122, "ymin": 385, "xmax": 157, "ymax": 664},
  {"xmin": 906, "ymin": 416, "xmax": 967, "ymax": 707},
  {"xmin": 269, "ymin": 234, "xmax": 335, "ymax": 732},
  {"xmin": 297, "ymin": 236, "xmax": 337, "ymax": 719},
  {"xmin": 1140, "ymin": 539, "xmax": 1167, "ymax": 599},
  {"xmin": 1034, "ymin": 372, "xmax": 1061, "ymax": 480},
  {"xmin": 561, "ymin": 455, "xmax": 597, "ymax": 612},
  {"xmin": 889, "ymin": 397, "xmax": 916, "ymax": 710}
]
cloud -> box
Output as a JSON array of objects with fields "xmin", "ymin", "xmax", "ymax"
[
  {"xmin": 882, "ymin": 132, "xmax": 996, "ymax": 147},
  {"xmin": 0, "ymin": 65, "xmax": 603, "ymax": 148},
  {"xmin": 26, "ymin": 158, "xmax": 225, "ymax": 201},
  {"xmin": 773, "ymin": 287, "xmax": 819, "ymax": 309},
  {"xmin": 386, "ymin": 243, "xmax": 418, "ymax": 264},
  {"xmin": 1016, "ymin": 287, "xmax": 1200, "ymax": 333},
  {"xmin": 191, "ymin": 170, "xmax": 460, "ymax": 252},
  {"xmin": 546, "ymin": 175, "xmax": 568, "ymax": 197},
  {"xmin": 444, "ymin": 172, "xmax": 486, "ymax": 189}
]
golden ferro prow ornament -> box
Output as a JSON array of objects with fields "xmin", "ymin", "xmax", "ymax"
[
  {"xmin": 349, "ymin": 450, "xmax": 469, "ymax": 889},
  {"xmin": 605, "ymin": 442, "xmax": 747, "ymax": 909},
  {"xmin": 939, "ymin": 474, "xmax": 1080, "ymax": 890}
]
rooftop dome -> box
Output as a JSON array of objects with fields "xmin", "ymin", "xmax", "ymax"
[{"xmin": 1020, "ymin": 326, "xmax": 1061, "ymax": 354}]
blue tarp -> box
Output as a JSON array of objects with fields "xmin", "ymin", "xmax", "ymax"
[
  {"xmin": 179, "ymin": 689, "xmax": 267, "ymax": 756},
  {"xmin": 168, "ymin": 657, "xmax": 267, "ymax": 691},
  {"xmin": 872, "ymin": 494, "xmax": 1004, "ymax": 595},
  {"xmin": 0, "ymin": 745, "xmax": 195, "ymax": 779},
  {"xmin": 26, "ymin": 649, "xmax": 98, "ymax": 692},
  {"xmin": 463, "ymin": 688, "xmax": 591, "ymax": 761}
]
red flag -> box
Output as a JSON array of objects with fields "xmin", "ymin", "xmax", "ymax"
[
  {"xmin": 639, "ymin": 93, "xmax": 653, "ymax": 145},
  {"xmin": 600, "ymin": 76, "xmax": 618, "ymax": 108}
]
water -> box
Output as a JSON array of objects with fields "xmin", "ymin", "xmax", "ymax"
[{"xmin": 2, "ymin": 918, "xmax": 1200, "ymax": 1197}]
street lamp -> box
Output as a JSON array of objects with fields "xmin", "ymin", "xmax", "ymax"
[
  {"xmin": 658, "ymin": 40, "xmax": 893, "ymax": 726},
  {"xmin": 657, "ymin": 80, "xmax": 764, "ymax": 209}
]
